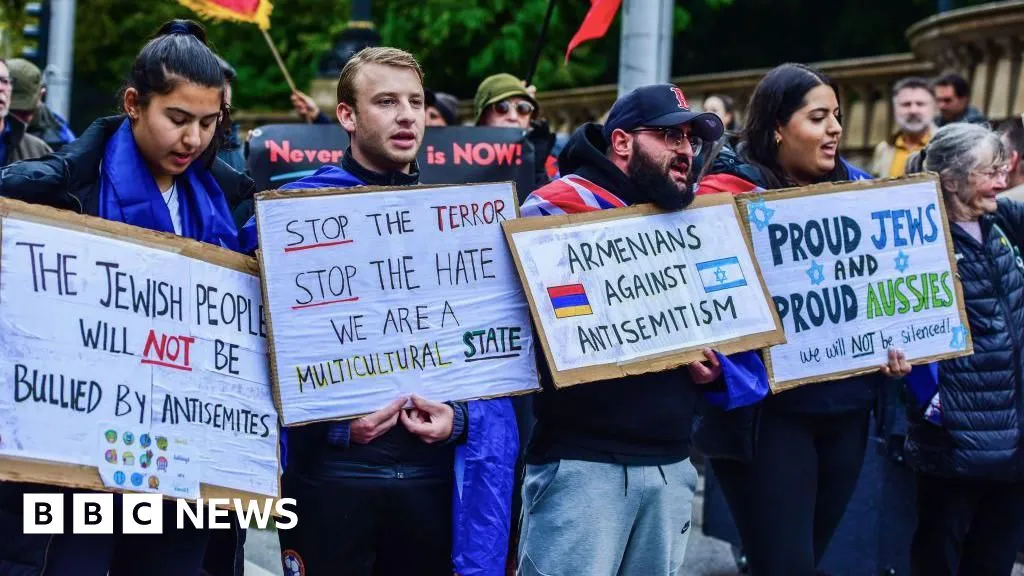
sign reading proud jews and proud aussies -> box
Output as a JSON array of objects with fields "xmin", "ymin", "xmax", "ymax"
[
  {"xmin": 738, "ymin": 174, "xmax": 973, "ymax": 391},
  {"xmin": 256, "ymin": 182, "xmax": 539, "ymax": 425},
  {"xmin": 0, "ymin": 199, "xmax": 279, "ymax": 501},
  {"xmin": 502, "ymin": 193, "xmax": 785, "ymax": 387}
]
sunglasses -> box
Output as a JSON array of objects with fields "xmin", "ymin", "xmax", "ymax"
[
  {"xmin": 492, "ymin": 100, "xmax": 535, "ymax": 117},
  {"xmin": 630, "ymin": 127, "xmax": 704, "ymax": 156}
]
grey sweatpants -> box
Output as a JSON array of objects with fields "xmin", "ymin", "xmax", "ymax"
[{"xmin": 517, "ymin": 458, "xmax": 699, "ymax": 576}]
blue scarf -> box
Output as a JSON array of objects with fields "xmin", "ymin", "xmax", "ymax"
[{"xmin": 99, "ymin": 119, "xmax": 239, "ymax": 251}]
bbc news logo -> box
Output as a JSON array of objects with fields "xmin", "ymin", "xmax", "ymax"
[{"xmin": 23, "ymin": 494, "xmax": 298, "ymax": 534}]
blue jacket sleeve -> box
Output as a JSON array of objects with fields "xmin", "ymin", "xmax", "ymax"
[
  {"xmin": 703, "ymin": 350, "xmax": 770, "ymax": 410},
  {"xmin": 904, "ymin": 361, "xmax": 939, "ymax": 410},
  {"xmin": 452, "ymin": 398, "xmax": 518, "ymax": 576},
  {"xmin": 240, "ymin": 214, "xmax": 258, "ymax": 255}
]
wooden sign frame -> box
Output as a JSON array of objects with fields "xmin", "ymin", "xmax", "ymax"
[
  {"xmin": 501, "ymin": 192, "xmax": 786, "ymax": 388},
  {"xmin": 0, "ymin": 198, "xmax": 280, "ymax": 504},
  {"xmin": 253, "ymin": 181, "xmax": 540, "ymax": 427},
  {"xmin": 734, "ymin": 173, "xmax": 974, "ymax": 392}
]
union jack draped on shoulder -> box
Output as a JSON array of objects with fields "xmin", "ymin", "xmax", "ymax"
[{"xmin": 520, "ymin": 175, "xmax": 628, "ymax": 217}]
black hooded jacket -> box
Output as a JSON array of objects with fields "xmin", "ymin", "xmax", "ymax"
[{"xmin": 524, "ymin": 123, "xmax": 701, "ymax": 466}]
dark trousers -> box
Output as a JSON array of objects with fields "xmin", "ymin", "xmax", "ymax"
[
  {"xmin": 710, "ymin": 408, "xmax": 870, "ymax": 576},
  {"xmin": 278, "ymin": 471, "xmax": 452, "ymax": 576},
  {"xmin": 911, "ymin": 473, "xmax": 1024, "ymax": 576},
  {"xmin": 0, "ymin": 483, "xmax": 211, "ymax": 576}
]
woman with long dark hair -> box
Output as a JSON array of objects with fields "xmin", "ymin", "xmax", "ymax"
[
  {"xmin": 0, "ymin": 19, "xmax": 249, "ymax": 576},
  {"xmin": 697, "ymin": 63, "xmax": 912, "ymax": 575}
]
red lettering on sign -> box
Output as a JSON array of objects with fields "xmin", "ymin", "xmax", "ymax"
[{"xmin": 142, "ymin": 330, "xmax": 195, "ymax": 371}]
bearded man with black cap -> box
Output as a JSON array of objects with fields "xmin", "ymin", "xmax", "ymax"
[{"xmin": 516, "ymin": 84, "xmax": 765, "ymax": 575}]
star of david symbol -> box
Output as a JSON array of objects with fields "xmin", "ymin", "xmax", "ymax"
[
  {"xmin": 747, "ymin": 197, "xmax": 775, "ymax": 232},
  {"xmin": 806, "ymin": 260, "xmax": 825, "ymax": 286}
]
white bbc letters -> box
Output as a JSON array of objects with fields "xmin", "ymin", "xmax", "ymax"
[
  {"xmin": 122, "ymin": 494, "xmax": 162, "ymax": 534},
  {"xmin": 73, "ymin": 493, "xmax": 114, "ymax": 534},
  {"xmin": 22, "ymin": 494, "xmax": 63, "ymax": 534}
]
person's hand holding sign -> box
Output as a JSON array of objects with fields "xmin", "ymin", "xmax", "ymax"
[
  {"xmin": 350, "ymin": 397, "xmax": 408, "ymax": 445},
  {"xmin": 881, "ymin": 348, "xmax": 913, "ymax": 379},
  {"xmin": 401, "ymin": 395, "xmax": 455, "ymax": 444},
  {"xmin": 687, "ymin": 348, "xmax": 722, "ymax": 385}
]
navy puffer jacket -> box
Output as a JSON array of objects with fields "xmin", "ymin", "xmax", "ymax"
[{"xmin": 906, "ymin": 198, "xmax": 1024, "ymax": 480}]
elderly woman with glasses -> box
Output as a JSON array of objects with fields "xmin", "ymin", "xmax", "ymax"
[{"xmin": 903, "ymin": 122, "xmax": 1024, "ymax": 576}]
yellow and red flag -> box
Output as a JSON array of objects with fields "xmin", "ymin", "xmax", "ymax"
[{"xmin": 176, "ymin": 0, "xmax": 273, "ymax": 30}]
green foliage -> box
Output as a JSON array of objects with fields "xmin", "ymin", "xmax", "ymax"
[
  {"xmin": 50, "ymin": 0, "xmax": 997, "ymax": 121},
  {"xmin": 0, "ymin": 0, "xmax": 37, "ymax": 58},
  {"xmin": 65, "ymin": 0, "xmax": 713, "ymax": 114}
]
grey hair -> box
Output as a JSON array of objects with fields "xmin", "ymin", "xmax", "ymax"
[{"xmin": 905, "ymin": 123, "xmax": 1007, "ymax": 221}]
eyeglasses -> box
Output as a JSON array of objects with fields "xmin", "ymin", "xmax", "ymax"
[
  {"xmin": 974, "ymin": 165, "xmax": 1010, "ymax": 179},
  {"xmin": 493, "ymin": 100, "xmax": 535, "ymax": 117},
  {"xmin": 630, "ymin": 127, "xmax": 704, "ymax": 155}
]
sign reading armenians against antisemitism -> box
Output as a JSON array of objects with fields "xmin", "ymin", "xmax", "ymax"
[
  {"xmin": 502, "ymin": 193, "xmax": 785, "ymax": 387},
  {"xmin": 0, "ymin": 199, "xmax": 279, "ymax": 501},
  {"xmin": 738, "ymin": 174, "xmax": 973, "ymax": 391},
  {"xmin": 255, "ymin": 182, "xmax": 539, "ymax": 426}
]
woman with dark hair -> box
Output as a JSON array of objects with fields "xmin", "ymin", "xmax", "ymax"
[
  {"xmin": 696, "ymin": 63, "xmax": 912, "ymax": 575},
  {"xmin": 903, "ymin": 124, "xmax": 1024, "ymax": 576},
  {"xmin": 703, "ymin": 94, "xmax": 737, "ymax": 132},
  {"xmin": 0, "ymin": 19, "xmax": 250, "ymax": 576}
]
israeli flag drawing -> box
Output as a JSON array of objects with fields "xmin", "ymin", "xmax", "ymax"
[{"xmin": 696, "ymin": 256, "xmax": 748, "ymax": 293}]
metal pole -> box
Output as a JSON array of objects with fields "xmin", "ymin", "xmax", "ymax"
[
  {"xmin": 617, "ymin": 0, "xmax": 673, "ymax": 96},
  {"xmin": 45, "ymin": 0, "xmax": 75, "ymax": 120}
]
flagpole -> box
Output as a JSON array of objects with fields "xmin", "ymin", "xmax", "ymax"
[
  {"xmin": 260, "ymin": 28, "xmax": 298, "ymax": 94},
  {"xmin": 525, "ymin": 0, "xmax": 557, "ymax": 86}
]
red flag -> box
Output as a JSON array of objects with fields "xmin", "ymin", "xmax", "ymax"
[{"xmin": 565, "ymin": 0, "xmax": 622, "ymax": 64}]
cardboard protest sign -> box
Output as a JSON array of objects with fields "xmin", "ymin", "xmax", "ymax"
[
  {"xmin": 502, "ymin": 193, "xmax": 785, "ymax": 388},
  {"xmin": 0, "ymin": 199, "xmax": 279, "ymax": 501},
  {"xmin": 247, "ymin": 124, "xmax": 538, "ymax": 198},
  {"xmin": 737, "ymin": 174, "xmax": 972, "ymax": 391},
  {"xmin": 255, "ymin": 182, "xmax": 539, "ymax": 425}
]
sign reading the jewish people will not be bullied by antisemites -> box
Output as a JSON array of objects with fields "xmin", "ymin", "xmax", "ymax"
[{"xmin": 0, "ymin": 199, "xmax": 279, "ymax": 501}]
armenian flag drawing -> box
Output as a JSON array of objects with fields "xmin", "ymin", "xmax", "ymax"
[{"xmin": 547, "ymin": 283, "xmax": 593, "ymax": 319}]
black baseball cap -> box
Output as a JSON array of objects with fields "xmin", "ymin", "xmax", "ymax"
[{"xmin": 603, "ymin": 84, "xmax": 725, "ymax": 143}]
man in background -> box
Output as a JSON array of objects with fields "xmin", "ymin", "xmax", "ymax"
[
  {"xmin": 871, "ymin": 77, "xmax": 936, "ymax": 178},
  {"xmin": 998, "ymin": 117, "xmax": 1024, "ymax": 201},
  {"xmin": 933, "ymin": 72, "xmax": 987, "ymax": 127},
  {"xmin": 426, "ymin": 88, "xmax": 458, "ymax": 126},
  {"xmin": 7, "ymin": 58, "xmax": 73, "ymax": 153}
]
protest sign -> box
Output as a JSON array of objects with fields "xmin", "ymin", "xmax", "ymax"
[
  {"xmin": 0, "ymin": 199, "xmax": 279, "ymax": 501},
  {"xmin": 255, "ymin": 182, "xmax": 539, "ymax": 425},
  {"xmin": 737, "ymin": 174, "xmax": 972, "ymax": 391},
  {"xmin": 247, "ymin": 124, "xmax": 538, "ymax": 198},
  {"xmin": 502, "ymin": 194, "xmax": 784, "ymax": 388}
]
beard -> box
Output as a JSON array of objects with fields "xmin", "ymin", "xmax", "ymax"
[
  {"xmin": 626, "ymin": 146, "xmax": 694, "ymax": 210},
  {"xmin": 897, "ymin": 114, "xmax": 929, "ymax": 135}
]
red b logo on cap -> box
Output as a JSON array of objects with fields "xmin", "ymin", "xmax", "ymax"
[{"xmin": 671, "ymin": 87, "xmax": 689, "ymax": 110}]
